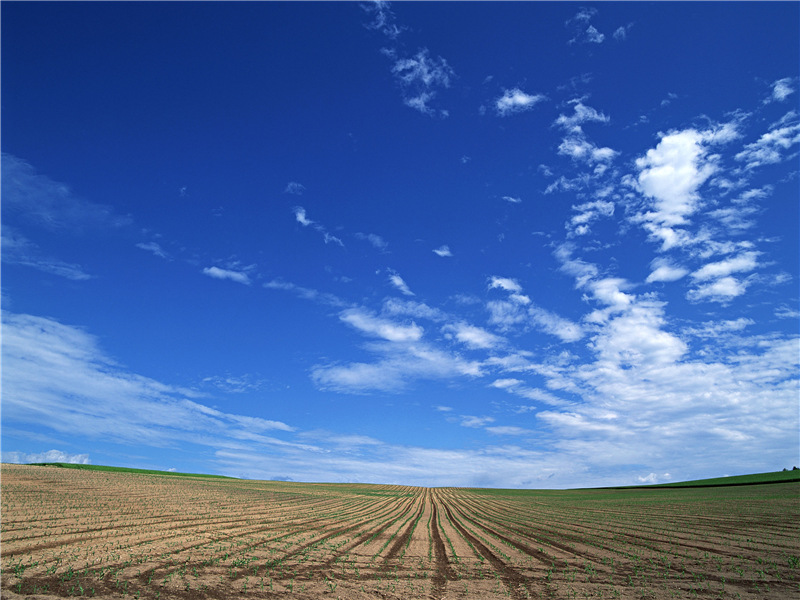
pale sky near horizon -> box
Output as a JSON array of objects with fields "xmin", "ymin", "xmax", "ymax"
[{"xmin": 2, "ymin": 1, "xmax": 798, "ymax": 488}]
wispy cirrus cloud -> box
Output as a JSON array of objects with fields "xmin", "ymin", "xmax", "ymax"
[
  {"xmin": 735, "ymin": 111, "xmax": 800, "ymax": 170},
  {"xmin": 1, "ymin": 312, "xmax": 296, "ymax": 453},
  {"xmin": 292, "ymin": 206, "xmax": 344, "ymax": 246},
  {"xmin": 2, "ymin": 153, "xmax": 132, "ymax": 232},
  {"xmin": 136, "ymin": 241, "xmax": 169, "ymax": 259},
  {"xmin": 356, "ymin": 232, "xmax": 389, "ymax": 251},
  {"xmin": 442, "ymin": 322, "xmax": 504, "ymax": 350},
  {"xmin": 202, "ymin": 266, "xmax": 252, "ymax": 285},
  {"xmin": 2, "ymin": 226, "xmax": 93, "ymax": 281},
  {"xmin": 339, "ymin": 307, "xmax": 423, "ymax": 343}
]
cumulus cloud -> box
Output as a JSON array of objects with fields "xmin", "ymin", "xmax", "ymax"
[
  {"xmin": 630, "ymin": 124, "xmax": 741, "ymax": 251},
  {"xmin": 433, "ymin": 245, "xmax": 452, "ymax": 257},
  {"xmin": 495, "ymin": 88, "xmax": 546, "ymax": 116},
  {"xmin": 202, "ymin": 266, "xmax": 251, "ymax": 285}
]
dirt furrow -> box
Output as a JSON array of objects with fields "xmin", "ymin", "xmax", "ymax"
[{"xmin": 429, "ymin": 499, "xmax": 456, "ymax": 600}]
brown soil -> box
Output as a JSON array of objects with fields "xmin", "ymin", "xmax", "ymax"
[{"xmin": 2, "ymin": 465, "xmax": 798, "ymax": 599}]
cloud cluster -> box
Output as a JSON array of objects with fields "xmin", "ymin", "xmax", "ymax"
[{"xmin": 495, "ymin": 88, "xmax": 545, "ymax": 117}]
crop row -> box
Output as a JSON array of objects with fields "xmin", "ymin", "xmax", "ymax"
[{"xmin": 2, "ymin": 464, "xmax": 798, "ymax": 599}]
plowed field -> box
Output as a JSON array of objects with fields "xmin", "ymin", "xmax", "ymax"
[{"xmin": 2, "ymin": 464, "xmax": 798, "ymax": 599}]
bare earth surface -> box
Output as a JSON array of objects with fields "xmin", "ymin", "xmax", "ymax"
[{"xmin": 1, "ymin": 464, "xmax": 798, "ymax": 599}]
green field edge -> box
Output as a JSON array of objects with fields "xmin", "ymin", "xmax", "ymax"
[
  {"xmin": 587, "ymin": 469, "xmax": 800, "ymax": 490},
  {"xmin": 6, "ymin": 462, "xmax": 799, "ymax": 490},
  {"xmin": 15, "ymin": 462, "xmax": 238, "ymax": 480}
]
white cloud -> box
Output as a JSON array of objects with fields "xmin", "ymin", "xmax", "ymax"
[
  {"xmin": 390, "ymin": 49, "xmax": 454, "ymax": 117},
  {"xmin": 311, "ymin": 340, "xmax": 482, "ymax": 394},
  {"xmin": 2, "ymin": 227, "xmax": 93, "ymax": 280},
  {"xmin": 502, "ymin": 196, "xmax": 522, "ymax": 204},
  {"xmin": 382, "ymin": 298, "xmax": 446, "ymax": 322},
  {"xmin": 323, "ymin": 232, "xmax": 344, "ymax": 246},
  {"xmin": 362, "ymin": 0, "xmax": 402, "ymax": 40},
  {"xmin": 735, "ymin": 114, "xmax": 800, "ymax": 170},
  {"xmin": 767, "ymin": 77, "xmax": 795, "ymax": 103},
  {"xmin": 443, "ymin": 323, "xmax": 504, "ymax": 350},
  {"xmin": 554, "ymin": 101, "xmax": 610, "ymax": 132},
  {"xmin": 2, "ymin": 449, "xmax": 91, "ymax": 465},
  {"xmin": 1, "ymin": 312, "xmax": 296, "ymax": 454},
  {"xmin": 613, "ymin": 23, "xmax": 633, "ymax": 41},
  {"xmin": 1, "ymin": 153, "xmax": 132, "ymax": 231},
  {"xmin": 566, "ymin": 8, "xmax": 605, "ymax": 45},
  {"xmin": 488, "ymin": 276, "xmax": 522, "ymax": 293},
  {"xmin": 558, "ymin": 136, "xmax": 617, "ymax": 164},
  {"xmin": 433, "ymin": 245, "xmax": 452, "ymax": 257},
  {"xmin": 528, "ymin": 306, "xmax": 584, "ymax": 342},
  {"xmin": 388, "ymin": 272, "xmax": 414, "ymax": 296},
  {"xmin": 646, "ymin": 258, "xmax": 689, "ymax": 283},
  {"xmin": 202, "ymin": 266, "xmax": 251, "ymax": 285},
  {"xmin": 690, "ymin": 252, "xmax": 760, "ymax": 282},
  {"xmin": 459, "ymin": 415, "xmax": 495, "ymax": 428},
  {"xmin": 339, "ymin": 308, "xmax": 423, "ymax": 343},
  {"xmin": 293, "ymin": 206, "xmax": 314, "ymax": 226},
  {"xmin": 486, "ymin": 426, "xmax": 533, "ymax": 436},
  {"xmin": 687, "ymin": 276, "xmax": 749, "ymax": 303},
  {"xmin": 490, "ymin": 378, "xmax": 523, "ymax": 390},
  {"xmin": 635, "ymin": 129, "xmax": 716, "ymax": 227},
  {"xmin": 136, "ymin": 241, "xmax": 168, "ymax": 259},
  {"xmin": 356, "ymin": 232, "xmax": 388, "ymax": 251},
  {"xmin": 284, "ymin": 181, "xmax": 305, "ymax": 195},
  {"xmin": 568, "ymin": 199, "xmax": 615, "ymax": 235},
  {"xmin": 495, "ymin": 88, "xmax": 545, "ymax": 116}
]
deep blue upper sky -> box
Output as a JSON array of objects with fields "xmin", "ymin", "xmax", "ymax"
[{"xmin": 2, "ymin": 2, "xmax": 798, "ymax": 487}]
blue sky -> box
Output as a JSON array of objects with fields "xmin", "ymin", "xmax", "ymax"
[{"xmin": 2, "ymin": 2, "xmax": 798, "ymax": 488}]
